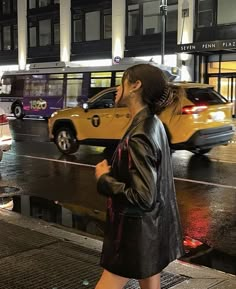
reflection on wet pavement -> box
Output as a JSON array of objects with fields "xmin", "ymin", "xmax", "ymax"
[{"xmin": 0, "ymin": 193, "xmax": 234, "ymax": 275}]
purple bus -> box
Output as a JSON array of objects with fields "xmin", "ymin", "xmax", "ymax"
[{"xmin": 0, "ymin": 61, "xmax": 180, "ymax": 119}]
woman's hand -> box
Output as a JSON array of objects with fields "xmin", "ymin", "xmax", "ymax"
[{"xmin": 95, "ymin": 159, "xmax": 111, "ymax": 180}]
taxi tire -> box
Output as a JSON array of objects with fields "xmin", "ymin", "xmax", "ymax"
[{"xmin": 55, "ymin": 127, "xmax": 79, "ymax": 155}]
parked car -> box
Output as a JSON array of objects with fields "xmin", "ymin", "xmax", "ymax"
[
  {"xmin": 48, "ymin": 83, "xmax": 235, "ymax": 155},
  {"xmin": 0, "ymin": 107, "xmax": 12, "ymax": 161}
]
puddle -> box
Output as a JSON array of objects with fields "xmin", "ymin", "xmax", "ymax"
[{"xmin": 3, "ymin": 194, "xmax": 236, "ymax": 275}]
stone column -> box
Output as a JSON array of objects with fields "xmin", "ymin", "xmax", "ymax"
[
  {"xmin": 177, "ymin": 0, "xmax": 195, "ymax": 80},
  {"xmin": 17, "ymin": 0, "xmax": 27, "ymax": 70},
  {"xmin": 60, "ymin": 0, "xmax": 71, "ymax": 63},
  {"xmin": 112, "ymin": 0, "xmax": 125, "ymax": 63}
]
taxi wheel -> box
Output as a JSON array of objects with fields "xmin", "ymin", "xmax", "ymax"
[{"xmin": 55, "ymin": 127, "xmax": 79, "ymax": 154}]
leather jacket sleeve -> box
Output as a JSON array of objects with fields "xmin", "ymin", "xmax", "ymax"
[{"xmin": 97, "ymin": 134, "xmax": 162, "ymax": 211}]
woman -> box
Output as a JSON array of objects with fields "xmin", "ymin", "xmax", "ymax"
[{"xmin": 95, "ymin": 64, "xmax": 184, "ymax": 289}]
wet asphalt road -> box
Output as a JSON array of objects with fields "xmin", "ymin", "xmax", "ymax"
[{"xmin": 1, "ymin": 118, "xmax": 236, "ymax": 263}]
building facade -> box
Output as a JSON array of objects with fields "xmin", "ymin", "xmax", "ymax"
[{"xmin": 0, "ymin": 0, "xmax": 236, "ymax": 110}]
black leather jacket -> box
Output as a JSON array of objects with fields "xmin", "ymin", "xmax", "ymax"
[{"xmin": 97, "ymin": 107, "xmax": 184, "ymax": 279}]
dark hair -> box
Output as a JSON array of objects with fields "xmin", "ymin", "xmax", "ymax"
[{"xmin": 122, "ymin": 63, "xmax": 179, "ymax": 115}]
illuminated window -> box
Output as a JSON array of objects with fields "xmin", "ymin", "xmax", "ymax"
[
  {"xmin": 91, "ymin": 72, "xmax": 112, "ymax": 78},
  {"xmin": 66, "ymin": 79, "xmax": 83, "ymax": 107},
  {"xmin": 48, "ymin": 79, "xmax": 63, "ymax": 97},
  {"xmin": 91, "ymin": 73, "xmax": 112, "ymax": 88},
  {"xmin": 115, "ymin": 71, "xmax": 124, "ymax": 86}
]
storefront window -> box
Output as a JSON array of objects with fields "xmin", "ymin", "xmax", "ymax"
[
  {"xmin": 128, "ymin": 4, "xmax": 140, "ymax": 36},
  {"xmin": 3, "ymin": 26, "xmax": 11, "ymax": 50},
  {"xmin": 221, "ymin": 61, "xmax": 236, "ymax": 73},
  {"xmin": 208, "ymin": 61, "xmax": 236, "ymax": 73},
  {"xmin": 143, "ymin": 1, "xmax": 160, "ymax": 35},
  {"xmin": 198, "ymin": 0, "xmax": 213, "ymax": 27},
  {"xmin": 208, "ymin": 62, "xmax": 220, "ymax": 73},
  {"xmin": 39, "ymin": 19, "xmax": 51, "ymax": 46},
  {"xmin": 208, "ymin": 77, "xmax": 218, "ymax": 91},
  {"xmin": 104, "ymin": 10, "xmax": 112, "ymax": 39},
  {"xmin": 218, "ymin": 0, "xmax": 236, "ymax": 25},
  {"xmin": 85, "ymin": 11, "xmax": 100, "ymax": 41}
]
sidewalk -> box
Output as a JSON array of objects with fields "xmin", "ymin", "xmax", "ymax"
[{"xmin": 0, "ymin": 208, "xmax": 235, "ymax": 289}]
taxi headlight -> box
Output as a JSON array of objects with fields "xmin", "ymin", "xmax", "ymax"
[{"xmin": 51, "ymin": 111, "xmax": 58, "ymax": 118}]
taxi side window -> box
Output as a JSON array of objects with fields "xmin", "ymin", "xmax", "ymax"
[{"xmin": 92, "ymin": 91, "xmax": 115, "ymax": 109}]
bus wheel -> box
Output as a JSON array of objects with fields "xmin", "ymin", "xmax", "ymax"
[
  {"xmin": 13, "ymin": 104, "xmax": 24, "ymax": 119},
  {"xmin": 55, "ymin": 127, "xmax": 79, "ymax": 154}
]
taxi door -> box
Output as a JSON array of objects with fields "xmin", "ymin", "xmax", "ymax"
[{"xmin": 78, "ymin": 89, "xmax": 131, "ymax": 140}]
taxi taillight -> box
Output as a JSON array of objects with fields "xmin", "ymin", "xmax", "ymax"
[
  {"xmin": 181, "ymin": 105, "xmax": 208, "ymax": 114},
  {"xmin": 0, "ymin": 114, "xmax": 8, "ymax": 124}
]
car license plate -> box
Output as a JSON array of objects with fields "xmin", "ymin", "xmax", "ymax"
[{"xmin": 210, "ymin": 111, "xmax": 225, "ymax": 121}]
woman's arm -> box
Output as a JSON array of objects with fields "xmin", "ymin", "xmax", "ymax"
[{"xmin": 97, "ymin": 134, "xmax": 161, "ymax": 211}]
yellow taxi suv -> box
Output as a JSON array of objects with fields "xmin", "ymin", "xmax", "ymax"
[{"xmin": 48, "ymin": 83, "xmax": 235, "ymax": 155}]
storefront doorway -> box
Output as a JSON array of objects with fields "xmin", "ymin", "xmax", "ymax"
[{"xmin": 209, "ymin": 75, "xmax": 236, "ymax": 117}]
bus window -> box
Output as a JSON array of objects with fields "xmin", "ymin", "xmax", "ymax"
[
  {"xmin": 48, "ymin": 74, "xmax": 64, "ymax": 79},
  {"xmin": 90, "ymin": 72, "xmax": 111, "ymax": 88},
  {"xmin": 11, "ymin": 76, "xmax": 25, "ymax": 97},
  {"xmin": 1, "ymin": 77, "xmax": 12, "ymax": 95},
  {"xmin": 67, "ymin": 73, "xmax": 83, "ymax": 78},
  {"xmin": 29, "ymin": 75, "xmax": 47, "ymax": 97},
  {"xmin": 66, "ymin": 79, "xmax": 83, "ymax": 107},
  {"xmin": 48, "ymin": 79, "xmax": 63, "ymax": 96},
  {"xmin": 115, "ymin": 71, "xmax": 124, "ymax": 86}
]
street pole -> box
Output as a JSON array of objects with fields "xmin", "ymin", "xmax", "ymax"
[{"xmin": 160, "ymin": 0, "xmax": 167, "ymax": 65}]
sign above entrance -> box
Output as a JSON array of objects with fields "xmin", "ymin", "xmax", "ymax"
[{"xmin": 177, "ymin": 39, "xmax": 236, "ymax": 53}]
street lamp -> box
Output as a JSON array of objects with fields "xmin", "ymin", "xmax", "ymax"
[{"xmin": 160, "ymin": 0, "xmax": 168, "ymax": 65}]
